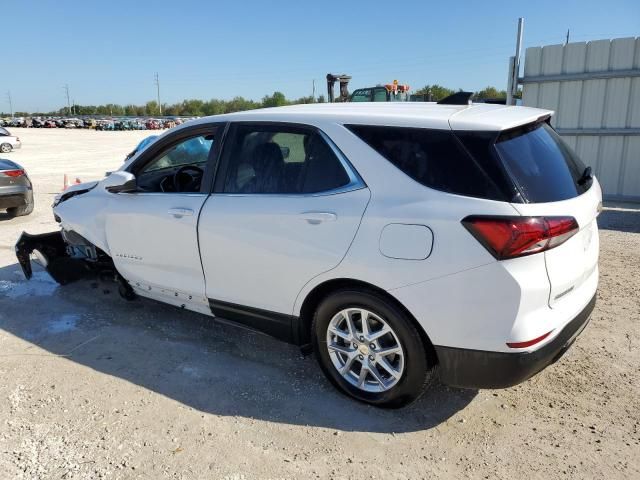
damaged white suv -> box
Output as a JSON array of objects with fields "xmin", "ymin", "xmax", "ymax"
[{"xmin": 16, "ymin": 100, "xmax": 601, "ymax": 408}]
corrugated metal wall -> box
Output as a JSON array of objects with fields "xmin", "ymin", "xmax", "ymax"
[{"xmin": 522, "ymin": 37, "xmax": 640, "ymax": 202}]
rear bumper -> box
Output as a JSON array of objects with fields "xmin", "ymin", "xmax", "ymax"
[
  {"xmin": 0, "ymin": 185, "xmax": 31, "ymax": 208},
  {"xmin": 0, "ymin": 194, "xmax": 29, "ymax": 208},
  {"xmin": 435, "ymin": 293, "xmax": 596, "ymax": 389}
]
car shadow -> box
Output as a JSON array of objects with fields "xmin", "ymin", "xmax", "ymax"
[
  {"xmin": 598, "ymin": 208, "xmax": 640, "ymax": 234},
  {"xmin": 0, "ymin": 262, "xmax": 477, "ymax": 433}
]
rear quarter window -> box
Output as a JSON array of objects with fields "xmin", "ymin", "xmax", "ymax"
[{"xmin": 346, "ymin": 125, "xmax": 509, "ymax": 201}]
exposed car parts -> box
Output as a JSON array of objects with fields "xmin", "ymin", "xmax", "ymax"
[
  {"xmin": 15, "ymin": 231, "xmax": 89, "ymax": 285},
  {"xmin": 15, "ymin": 230, "xmax": 133, "ymax": 299}
]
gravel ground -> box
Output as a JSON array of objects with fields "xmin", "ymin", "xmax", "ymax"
[{"xmin": 0, "ymin": 128, "xmax": 638, "ymax": 479}]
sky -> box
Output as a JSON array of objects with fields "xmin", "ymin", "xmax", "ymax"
[{"xmin": 2, "ymin": 0, "xmax": 639, "ymax": 112}]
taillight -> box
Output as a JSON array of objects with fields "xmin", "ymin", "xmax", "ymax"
[
  {"xmin": 462, "ymin": 215, "xmax": 579, "ymax": 260},
  {"xmin": 1, "ymin": 169, "xmax": 25, "ymax": 177}
]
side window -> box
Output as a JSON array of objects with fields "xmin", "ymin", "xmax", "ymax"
[
  {"xmin": 350, "ymin": 89, "xmax": 372, "ymax": 102},
  {"xmin": 141, "ymin": 135, "xmax": 213, "ymax": 173},
  {"xmin": 372, "ymin": 88, "xmax": 388, "ymax": 102},
  {"xmin": 346, "ymin": 124, "xmax": 506, "ymax": 200},
  {"xmin": 223, "ymin": 125, "xmax": 351, "ymax": 194},
  {"xmin": 135, "ymin": 133, "xmax": 215, "ymax": 193}
]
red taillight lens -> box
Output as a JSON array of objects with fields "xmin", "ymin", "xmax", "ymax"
[
  {"xmin": 462, "ymin": 215, "xmax": 579, "ymax": 260},
  {"xmin": 507, "ymin": 330, "xmax": 553, "ymax": 348},
  {"xmin": 1, "ymin": 169, "xmax": 25, "ymax": 177}
]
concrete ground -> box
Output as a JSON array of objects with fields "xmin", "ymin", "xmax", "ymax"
[{"xmin": 0, "ymin": 128, "xmax": 638, "ymax": 479}]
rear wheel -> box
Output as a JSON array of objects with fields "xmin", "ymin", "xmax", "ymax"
[
  {"xmin": 313, "ymin": 290, "xmax": 436, "ymax": 408},
  {"xmin": 0, "ymin": 143, "xmax": 12, "ymax": 153}
]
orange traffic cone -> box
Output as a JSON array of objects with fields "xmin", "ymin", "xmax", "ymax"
[{"xmin": 63, "ymin": 174, "xmax": 69, "ymax": 190}]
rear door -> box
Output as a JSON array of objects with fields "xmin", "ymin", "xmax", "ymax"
[
  {"xmin": 198, "ymin": 122, "xmax": 370, "ymax": 337},
  {"xmin": 494, "ymin": 122, "xmax": 601, "ymax": 307}
]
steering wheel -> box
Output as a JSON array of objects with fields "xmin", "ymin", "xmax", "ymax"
[{"xmin": 173, "ymin": 165, "xmax": 204, "ymax": 192}]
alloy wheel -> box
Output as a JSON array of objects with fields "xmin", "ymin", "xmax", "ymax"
[{"xmin": 326, "ymin": 307, "xmax": 405, "ymax": 393}]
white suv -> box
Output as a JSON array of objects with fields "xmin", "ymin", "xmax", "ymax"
[{"xmin": 16, "ymin": 102, "xmax": 600, "ymax": 408}]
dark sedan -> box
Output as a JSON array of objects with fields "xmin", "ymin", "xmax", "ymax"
[{"xmin": 0, "ymin": 159, "xmax": 33, "ymax": 217}]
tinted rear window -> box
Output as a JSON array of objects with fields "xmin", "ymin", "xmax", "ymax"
[
  {"xmin": 346, "ymin": 125, "xmax": 510, "ymax": 201},
  {"xmin": 495, "ymin": 123, "xmax": 591, "ymax": 202},
  {"xmin": 0, "ymin": 159, "xmax": 19, "ymax": 170}
]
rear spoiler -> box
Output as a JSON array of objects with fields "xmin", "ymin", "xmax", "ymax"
[{"xmin": 437, "ymin": 91, "xmax": 473, "ymax": 105}]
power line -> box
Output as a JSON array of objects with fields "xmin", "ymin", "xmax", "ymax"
[{"xmin": 154, "ymin": 72, "xmax": 162, "ymax": 115}]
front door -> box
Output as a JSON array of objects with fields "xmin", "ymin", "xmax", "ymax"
[{"xmin": 104, "ymin": 126, "xmax": 219, "ymax": 313}]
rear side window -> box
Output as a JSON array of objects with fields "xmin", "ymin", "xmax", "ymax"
[
  {"xmin": 495, "ymin": 123, "xmax": 591, "ymax": 202},
  {"xmin": 346, "ymin": 125, "xmax": 508, "ymax": 200},
  {"xmin": 223, "ymin": 125, "xmax": 351, "ymax": 194}
]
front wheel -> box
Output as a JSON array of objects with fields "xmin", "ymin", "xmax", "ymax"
[
  {"xmin": 313, "ymin": 290, "xmax": 436, "ymax": 408},
  {"xmin": 0, "ymin": 143, "xmax": 12, "ymax": 153}
]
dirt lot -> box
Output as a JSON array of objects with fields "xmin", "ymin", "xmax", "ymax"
[{"xmin": 0, "ymin": 128, "xmax": 638, "ymax": 479}]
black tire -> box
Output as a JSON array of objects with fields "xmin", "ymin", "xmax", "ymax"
[
  {"xmin": 0, "ymin": 143, "xmax": 12, "ymax": 153},
  {"xmin": 312, "ymin": 289, "xmax": 436, "ymax": 408}
]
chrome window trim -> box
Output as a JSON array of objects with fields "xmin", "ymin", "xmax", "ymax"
[
  {"xmin": 211, "ymin": 184, "xmax": 367, "ymax": 198},
  {"xmin": 215, "ymin": 126, "xmax": 366, "ymax": 198},
  {"xmin": 116, "ymin": 192, "xmax": 208, "ymax": 197}
]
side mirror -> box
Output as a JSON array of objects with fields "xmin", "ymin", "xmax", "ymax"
[{"xmin": 103, "ymin": 171, "xmax": 137, "ymax": 193}]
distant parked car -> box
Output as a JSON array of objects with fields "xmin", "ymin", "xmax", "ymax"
[
  {"xmin": 0, "ymin": 158, "xmax": 33, "ymax": 217},
  {"xmin": 0, "ymin": 127, "xmax": 21, "ymax": 153}
]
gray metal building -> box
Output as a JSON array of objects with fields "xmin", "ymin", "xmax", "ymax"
[{"xmin": 521, "ymin": 37, "xmax": 640, "ymax": 202}]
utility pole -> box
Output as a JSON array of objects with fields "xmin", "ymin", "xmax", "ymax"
[
  {"xmin": 507, "ymin": 17, "xmax": 524, "ymax": 106},
  {"xmin": 6, "ymin": 91, "xmax": 13, "ymax": 118},
  {"xmin": 312, "ymin": 79, "xmax": 316, "ymax": 101},
  {"xmin": 63, "ymin": 84, "xmax": 71, "ymax": 116},
  {"xmin": 565, "ymin": 29, "xmax": 570, "ymax": 45},
  {"xmin": 154, "ymin": 72, "xmax": 162, "ymax": 116}
]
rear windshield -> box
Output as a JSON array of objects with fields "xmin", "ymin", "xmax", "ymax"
[
  {"xmin": 346, "ymin": 125, "xmax": 510, "ymax": 201},
  {"xmin": 0, "ymin": 159, "xmax": 19, "ymax": 170},
  {"xmin": 495, "ymin": 122, "xmax": 591, "ymax": 202}
]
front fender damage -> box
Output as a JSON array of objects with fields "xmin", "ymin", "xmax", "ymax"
[
  {"xmin": 16, "ymin": 229, "xmax": 136, "ymax": 299},
  {"xmin": 15, "ymin": 231, "xmax": 91, "ymax": 285}
]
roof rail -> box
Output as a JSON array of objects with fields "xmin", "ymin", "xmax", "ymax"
[{"xmin": 437, "ymin": 91, "xmax": 473, "ymax": 105}]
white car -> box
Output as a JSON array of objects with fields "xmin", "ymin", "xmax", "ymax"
[
  {"xmin": 16, "ymin": 101, "xmax": 601, "ymax": 408},
  {"xmin": 0, "ymin": 127, "xmax": 21, "ymax": 153}
]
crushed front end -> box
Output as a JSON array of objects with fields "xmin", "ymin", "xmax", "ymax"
[{"xmin": 15, "ymin": 229, "xmax": 114, "ymax": 285}]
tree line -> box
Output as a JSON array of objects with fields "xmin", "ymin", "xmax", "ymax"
[{"xmin": 3, "ymin": 85, "xmax": 507, "ymax": 117}]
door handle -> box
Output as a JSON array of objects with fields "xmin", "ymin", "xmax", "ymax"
[
  {"xmin": 168, "ymin": 208, "xmax": 194, "ymax": 218},
  {"xmin": 301, "ymin": 212, "xmax": 337, "ymax": 225}
]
